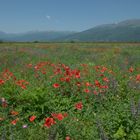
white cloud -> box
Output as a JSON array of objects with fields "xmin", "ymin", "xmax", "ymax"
[{"xmin": 46, "ymin": 15, "xmax": 51, "ymax": 20}]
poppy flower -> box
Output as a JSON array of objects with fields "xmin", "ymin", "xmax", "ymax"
[
  {"xmin": 63, "ymin": 113, "xmax": 68, "ymax": 117},
  {"xmin": 11, "ymin": 118, "xmax": 19, "ymax": 125},
  {"xmin": 0, "ymin": 79, "xmax": 4, "ymax": 85},
  {"xmin": 76, "ymin": 82, "xmax": 81, "ymax": 87},
  {"xmin": 29, "ymin": 115, "xmax": 36, "ymax": 122},
  {"xmin": 75, "ymin": 72, "xmax": 80, "ymax": 79},
  {"xmin": 84, "ymin": 89, "xmax": 90, "ymax": 93},
  {"xmin": 136, "ymin": 74, "xmax": 140, "ymax": 81},
  {"xmin": 52, "ymin": 113, "xmax": 64, "ymax": 121},
  {"xmin": 10, "ymin": 111, "xmax": 19, "ymax": 116},
  {"xmin": 75, "ymin": 102, "xmax": 83, "ymax": 110},
  {"xmin": 100, "ymin": 67, "xmax": 107, "ymax": 73},
  {"xmin": 103, "ymin": 77, "xmax": 109, "ymax": 82},
  {"xmin": 94, "ymin": 80, "xmax": 101, "ymax": 87},
  {"xmin": 65, "ymin": 136, "xmax": 71, "ymax": 140},
  {"xmin": 44, "ymin": 117, "xmax": 56, "ymax": 128},
  {"xmin": 85, "ymin": 82, "xmax": 91, "ymax": 87},
  {"xmin": 53, "ymin": 83, "xmax": 60, "ymax": 88},
  {"xmin": 26, "ymin": 63, "xmax": 32, "ymax": 68},
  {"xmin": 93, "ymin": 90, "xmax": 98, "ymax": 95},
  {"xmin": 2, "ymin": 69, "xmax": 13, "ymax": 81},
  {"xmin": 65, "ymin": 77, "xmax": 70, "ymax": 82},
  {"xmin": 16, "ymin": 80, "xmax": 29, "ymax": 89},
  {"xmin": 129, "ymin": 67, "xmax": 134, "ymax": 72}
]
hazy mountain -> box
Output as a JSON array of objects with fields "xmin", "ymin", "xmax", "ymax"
[
  {"xmin": 61, "ymin": 19, "xmax": 140, "ymax": 42},
  {"xmin": 0, "ymin": 31, "xmax": 76, "ymax": 42},
  {"xmin": 0, "ymin": 19, "xmax": 140, "ymax": 42}
]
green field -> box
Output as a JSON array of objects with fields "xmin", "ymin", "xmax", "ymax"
[{"xmin": 0, "ymin": 42, "xmax": 140, "ymax": 140}]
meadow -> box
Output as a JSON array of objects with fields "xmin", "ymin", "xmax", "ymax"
[{"xmin": 0, "ymin": 42, "xmax": 140, "ymax": 140}]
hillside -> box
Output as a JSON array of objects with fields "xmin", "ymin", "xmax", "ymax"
[
  {"xmin": 1, "ymin": 19, "xmax": 140, "ymax": 42},
  {"xmin": 62, "ymin": 19, "xmax": 140, "ymax": 42},
  {"xmin": 0, "ymin": 31, "xmax": 76, "ymax": 42}
]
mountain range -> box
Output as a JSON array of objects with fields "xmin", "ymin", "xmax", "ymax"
[
  {"xmin": 0, "ymin": 19, "xmax": 140, "ymax": 42},
  {"xmin": 0, "ymin": 31, "xmax": 76, "ymax": 42}
]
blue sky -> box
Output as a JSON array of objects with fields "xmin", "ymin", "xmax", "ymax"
[{"xmin": 0, "ymin": 0, "xmax": 140, "ymax": 33}]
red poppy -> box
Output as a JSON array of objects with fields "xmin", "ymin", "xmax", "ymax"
[
  {"xmin": 52, "ymin": 113, "xmax": 64, "ymax": 121},
  {"xmin": 65, "ymin": 77, "xmax": 70, "ymax": 82},
  {"xmin": 93, "ymin": 90, "xmax": 98, "ymax": 95},
  {"xmin": 11, "ymin": 111, "xmax": 19, "ymax": 116},
  {"xmin": 85, "ymin": 82, "xmax": 91, "ymax": 87},
  {"xmin": 136, "ymin": 74, "xmax": 140, "ymax": 81},
  {"xmin": 60, "ymin": 77, "xmax": 65, "ymax": 81},
  {"xmin": 94, "ymin": 80, "xmax": 101, "ymax": 87},
  {"xmin": 16, "ymin": 80, "xmax": 29, "ymax": 89},
  {"xmin": 129, "ymin": 67, "xmax": 134, "ymax": 72},
  {"xmin": 100, "ymin": 85, "xmax": 108, "ymax": 89},
  {"xmin": 103, "ymin": 77, "xmax": 109, "ymax": 82},
  {"xmin": 2, "ymin": 69, "xmax": 13, "ymax": 81},
  {"xmin": 11, "ymin": 118, "xmax": 19, "ymax": 125},
  {"xmin": 84, "ymin": 89, "xmax": 90, "ymax": 93},
  {"xmin": 29, "ymin": 115, "xmax": 36, "ymax": 122},
  {"xmin": 65, "ymin": 136, "xmax": 71, "ymax": 140},
  {"xmin": 44, "ymin": 117, "xmax": 56, "ymax": 128},
  {"xmin": 100, "ymin": 66, "xmax": 107, "ymax": 73},
  {"xmin": 75, "ymin": 102, "xmax": 83, "ymax": 110},
  {"xmin": 26, "ymin": 63, "xmax": 32, "ymax": 68},
  {"xmin": 0, "ymin": 79, "xmax": 4, "ymax": 85},
  {"xmin": 53, "ymin": 83, "xmax": 60, "ymax": 88},
  {"xmin": 76, "ymin": 82, "xmax": 81, "ymax": 87},
  {"xmin": 75, "ymin": 72, "xmax": 80, "ymax": 79}
]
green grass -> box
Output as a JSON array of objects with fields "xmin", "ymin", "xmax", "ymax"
[{"xmin": 0, "ymin": 42, "xmax": 140, "ymax": 140}]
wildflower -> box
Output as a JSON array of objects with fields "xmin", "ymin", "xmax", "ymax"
[
  {"xmin": 75, "ymin": 71, "xmax": 80, "ymax": 78},
  {"xmin": 60, "ymin": 77, "xmax": 65, "ymax": 82},
  {"xmin": 65, "ymin": 77, "xmax": 70, "ymax": 82},
  {"xmin": 29, "ymin": 115, "xmax": 36, "ymax": 122},
  {"xmin": 93, "ymin": 90, "xmax": 98, "ymax": 95},
  {"xmin": 94, "ymin": 80, "xmax": 101, "ymax": 87},
  {"xmin": 41, "ymin": 70, "xmax": 46, "ymax": 74},
  {"xmin": 52, "ymin": 113, "xmax": 64, "ymax": 121},
  {"xmin": 16, "ymin": 79, "xmax": 29, "ymax": 89},
  {"xmin": 103, "ymin": 77, "xmax": 109, "ymax": 82},
  {"xmin": 100, "ymin": 74, "xmax": 104, "ymax": 77},
  {"xmin": 136, "ymin": 74, "xmax": 140, "ymax": 81},
  {"xmin": 76, "ymin": 82, "xmax": 81, "ymax": 87},
  {"xmin": 100, "ymin": 85, "xmax": 108, "ymax": 89},
  {"xmin": 2, "ymin": 69, "xmax": 14, "ymax": 81},
  {"xmin": 0, "ymin": 118, "xmax": 4, "ymax": 121},
  {"xmin": 1, "ymin": 98, "xmax": 8, "ymax": 108},
  {"xmin": 65, "ymin": 136, "xmax": 71, "ymax": 140},
  {"xmin": 22, "ymin": 124, "xmax": 28, "ymax": 129},
  {"xmin": 100, "ymin": 66, "xmax": 107, "ymax": 73},
  {"xmin": 44, "ymin": 117, "xmax": 56, "ymax": 128},
  {"xmin": 85, "ymin": 82, "xmax": 91, "ymax": 87},
  {"xmin": 75, "ymin": 102, "xmax": 83, "ymax": 110},
  {"xmin": 0, "ymin": 79, "xmax": 4, "ymax": 85},
  {"xmin": 129, "ymin": 67, "xmax": 134, "ymax": 72},
  {"xmin": 53, "ymin": 83, "xmax": 60, "ymax": 88},
  {"xmin": 26, "ymin": 63, "xmax": 32, "ymax": 68},
  {"xmin": 10, "ymin": 111, "xmax": 19, "ymax": 116},
  {"xmin": 11, "ymin": 118, "xmax": 19, "ymax": 125},
  {"xmin": 63, "ymin": 113, "xmax": 68, "ymax": 117},
  {"xmin": 84, "ymin": 89, "xmax": 90, "ymax": 93}
]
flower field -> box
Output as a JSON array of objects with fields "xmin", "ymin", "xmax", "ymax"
[{"xmin": 0, "ymin": 42, "xmax": 140, "ymax": 140}]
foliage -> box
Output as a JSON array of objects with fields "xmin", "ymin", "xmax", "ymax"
[{"xmin": 0, "ymin": 42, "xmax": 140, "ymax": 140}]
